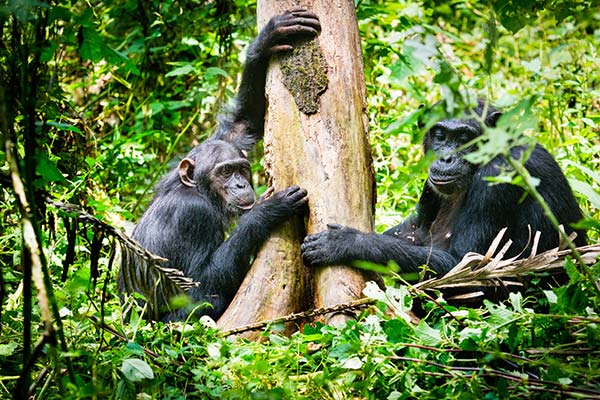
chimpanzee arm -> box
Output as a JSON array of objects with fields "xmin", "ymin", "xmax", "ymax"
[
  {"xmin": 301, "ymin": 224, "xmax": 458, "ymax": 278},
  {"xmin": 184, "ymin": 186, "xmax": 307, "ymax": 319},
  {"xmin": 214, "ymin": 10, "xmax": 321, "ymax": 150}
]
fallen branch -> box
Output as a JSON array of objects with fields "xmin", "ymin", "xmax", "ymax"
[
  {"xmin": 220, "ymin": 297, "xmax": 375, "ymax": 337},
  {"xmin": 47, "ymin": 199, "xmax": 200, "ymax": 291}
]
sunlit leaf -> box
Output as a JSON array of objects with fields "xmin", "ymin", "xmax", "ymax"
[
  {"xmin": 165, "ymin": 64, "xmax": 195, "ymax": 77},
  {"xmin": 121, "ymin": 358, "xmax": 154, "ymax": 382}
]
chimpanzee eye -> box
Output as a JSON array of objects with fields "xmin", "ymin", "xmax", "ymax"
[
  {"xmin": 432, "ymin": 129, "xmax": 445, "ymax": 142},
  {"xmin": 459, "ymin": 133, "xmax": 470, "ymax": 143},
  {"xmin": 221, "ymin": 165, "xmax": 233, "ymax": 177},
  {"xmin": 241, "ymin": 165, "xmax": 251, "ymax": 177}
]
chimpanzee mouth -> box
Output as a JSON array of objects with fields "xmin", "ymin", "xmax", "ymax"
[
  {"xmin": 236, "ymin": 201, "xmax": 256, "ymax": 211},
  {"xmin": 428, "ymin": 176, "xmax": 458, "ymax": 186}
]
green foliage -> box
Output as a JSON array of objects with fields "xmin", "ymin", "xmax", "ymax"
[
  {"xmin": 5, "ymin": 278, "xmax": 600, "ymax": 398},
  {"xmin": 492, "ymin": 0, "xmax": 597, "ymax": 33},
  {"xmin": 1, "ymin": 0, "xmax": 599, "ymax": 398}
]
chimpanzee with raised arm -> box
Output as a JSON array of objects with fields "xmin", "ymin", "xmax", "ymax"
[{"xmin": 118, "ymin": 10, "xmax": 321, "ymax": 321}]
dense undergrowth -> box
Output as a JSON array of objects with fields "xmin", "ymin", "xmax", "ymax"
[{"xmin": 1, "ymin": 0, "xmax": 599, "ymax": 398}]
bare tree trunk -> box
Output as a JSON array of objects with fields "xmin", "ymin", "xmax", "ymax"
[{"xmin": 218, "ymin": 0, "xmax": 374, "ymax": 335}]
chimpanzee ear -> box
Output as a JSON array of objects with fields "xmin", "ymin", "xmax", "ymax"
[
  {"xmin": 485, "ymin": 111, "xmax": 502, "ymax": 127},
  {"xmin": 178, "ymin": 158, "xmax": 196, "ymax": 187}
]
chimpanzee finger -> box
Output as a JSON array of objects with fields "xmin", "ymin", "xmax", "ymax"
[
  {"xmin": 272, "ymin": 25, "xmax": 320, "ymax": 40},
  {"xmin": 327, "ymin": 223, "xmax": 344, "ymax": 230},
  {"xmin": 290, "ymin": 190, "xmax": 309, "ymax": 206},
  {"xmin": 276, "ymin": 17, "xmax": 321, "ymax": 34},
  {"xmin": 285, "ymin": 185, "xmax": 301, "ymax": 194},
  {"xmin": 302, "ymin": 232, "xmax": 322, "ymax": 244},
  {"xmin": 269, "ymin": 44, "xmax": 293, "ymax": 53},
  {"xmin": 290, "ymin": 10, "xmax": 318, "ymax": 18},
  {"xmin": 259, "ymin": 186, "xmax": 275, "ymax": 202},
  {"xmin": 284, "ymin": 7, "xmax": 308, "ymax": 14},
  {"xmin": 300, "ymin": 246, "xmax": 323, "ymax": 266},
  {"xmin": 290, "ymin": 12, "xmax": 321, "ymax": 29},
  {"xmin": 289, "ymin": 187, "xmax": 307, "ymax": 197}
]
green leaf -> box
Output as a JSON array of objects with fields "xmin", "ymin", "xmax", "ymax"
[
  {"xmin": 413, "ymin": 321, "xmax": 442, "ymax": 346},
  {"xmin": 79, "ymin": 27, "xmax": 139, "ymax": 75},
  {"xmin": 564, "ymin": 257, "xmax": 583, "ymax": 283},
  {"xmin": 353, "ymin": 260, "xmax": 399, "ymax": 274},
  {"xmin": 364, "ymin": 282, "xmax": 414, "ymax": 324},
  {"xmin": 484, "ymin": 301, "xmax": 515, "ymax": 328},
  {"xmin": 459, "ymin": 337, "xmax": 478, "ymax": 351},
  {"xmin": 568, "ymin": 178, "xmax": 600, "ymax": 209},
  {"xmin": 79, "ymin": 28, "xmax": 104, "ymax": 62},
  {"xmin": 269, "ymin": 334, "xmax": 289, "ymax": 345},
  {"xmin": 46, "ymin": 121, "xmax": 82, "ymax": 134},
  {"xmin": 205, "ymin": 67, "xmax": 229, "ymax": 79},
  {"xmin": 385, "ymin": 319, "xmax": 411, "ymax": 343},
  {"xmin": 507, "ymin": 322, "xmax": 523, "ymax": 352},
  {"xmin": 329, "ymin": 343, "xmax": 358, "ymax": 359},
  {"xmin": 464, "ymin": 97, "xmax": 537, "ymax": 165},
  {"xmin": 254, "ymin": 359, "xmax": 270, "ymax": 373},
  {"xmin": 563, "ymin": 161, "xmax": 600, "ymax": 185},
  {"xmin": 207, "ymin": 342, "xmax": 222, "ymax": 359},
  {"xmin": 544, "ymin": 290, "xmax": 558, "ymax": 304},
  {"xmin": 36, "ymin": 154, "xmax": 66, "ymax": 183},
  {"xmin": 181, "ymin": 37, "xmax": 201, "ymax": 46},
  {"xmin": 121, "ymin": 358, "xmax": 154, "ymax": 382},
  {"xmin": 522, "ymin": 58, "xmax": 541, "ymax": 73},
  {"xmin": 64, "ymin": 265, "xmax": 90, "ymax": 294},
  {"xmin": 0, "ymin": 342, "xmax": 18, "ymax": 356},
  {"xmin": 433, "ymin": 61, "xmax": 454, "ymax": 84},
  {"xmin": 165, "ymin": 64, "xmax": 195, "ymax": 77},
  {"xmin": 340, "ymin": 356, "xmax": 363, "ymax": 370},
  {"xmin": 125, "ymin": 342, "xmax": 145, "ymax": 356}
]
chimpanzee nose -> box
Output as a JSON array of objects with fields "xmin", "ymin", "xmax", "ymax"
[{"xmin": 440, "ymin": 153, "xmax": 454, "ymax": 163}]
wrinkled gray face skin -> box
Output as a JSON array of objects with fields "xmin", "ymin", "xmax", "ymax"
[{"xmin": 424, "ymin": 119, "xmax": 480, "ymax": 196}]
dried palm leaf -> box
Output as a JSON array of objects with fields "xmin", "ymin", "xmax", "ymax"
[
  {"xmin": 415, "ymin": 228, "xmax": 600, "ymax": 297},
  {"xmin": 48, "ymin": 198, "xmax": 200, "ymax": 291}
]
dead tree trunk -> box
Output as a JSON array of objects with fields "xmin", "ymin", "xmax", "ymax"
[{"xmin": 218, "ymin": 0, "xmax": 374, "ymax": 334}]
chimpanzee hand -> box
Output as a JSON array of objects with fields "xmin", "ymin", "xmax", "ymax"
[
  {"xmin": 249, "ymin": 9, "xmax": 321, "ymax": 59},
  {"xmin": 257, "ymin": 185, "xmax": 308, "ymax": 223},
  {"xmin": 301, "ymin": 224, "xmax": 363, "ymax": 267},
  {"xmin": 271, "ymin": 185, "xmax": 308, "ymax": 211}
]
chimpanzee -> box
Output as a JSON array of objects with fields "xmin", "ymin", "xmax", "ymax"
[
  {"xmin": 301, "ymin": 100, "xmax": 586, "ymax": 298},
  {"xmin": 118, "ymin": 10, "xmax": 321, "ymax": 321}
]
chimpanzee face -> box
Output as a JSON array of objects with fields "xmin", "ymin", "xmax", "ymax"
[
  {"xmin": 178, "ymin": 140, "xmax": 256, "ymax": 214},
  {"xmin": 208, "ymin": 157, "xmax": 255, "ymax": 214},
  {"xmin": 424, "ymin": 119, "xmax": 480, "ymax": 196}
]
